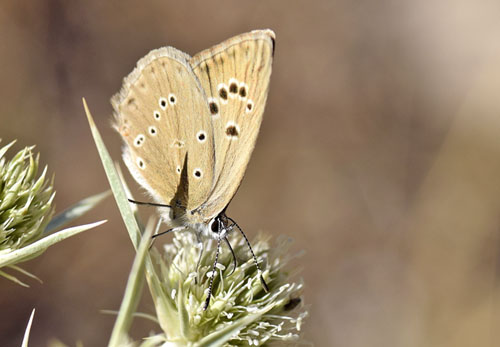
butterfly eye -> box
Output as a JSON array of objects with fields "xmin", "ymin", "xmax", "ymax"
[
  {"xmin": 210, "ymin": 219, "xmax": 219, "ymax": 233},
  {"xmin": 159, "ymin": 97, "xmax": 168, "ymax": 110}
]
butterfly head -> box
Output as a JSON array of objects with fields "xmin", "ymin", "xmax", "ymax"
[
  {"xmin": 184, "ymin": 211, "xmax": 230, "ymax": 240},
  {"xmin": 162, "ymin": 199, "xmax": 228, "ymax": 240}
]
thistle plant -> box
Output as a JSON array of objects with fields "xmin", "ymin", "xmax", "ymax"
[
  {"xmin": 0, "ymin": 140, "xmax": 107, "ymax": 286},
  {"xmin": 0, "ymin": 141, "xmax": 54, "ymax": 251},
  {"xmin": 143, "ymin": 231, "xmax": 307, "ymax": 346},
  {"xmin": 84, "ymin": 100, "xmax": 308, "ymax": 346}
]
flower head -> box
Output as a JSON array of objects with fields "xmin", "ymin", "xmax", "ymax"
[
  {"xmin": 0, "ymin": 141, "xmax": 55, "ymax": 252},
  {"xmin": 147, "ymin": 230, "xmax": 307, "ymax": 346}
]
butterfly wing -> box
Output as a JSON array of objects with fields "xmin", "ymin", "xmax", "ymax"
[
  {"xmin": 112, "ymin": 47, "xmax": 215, "ymax": 213},
  {"xmin": 189, "ymin": 29, "xmax": 275, "ymax": 219}
]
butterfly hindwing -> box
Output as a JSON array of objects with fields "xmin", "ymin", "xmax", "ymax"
[
  {"xmin": 112, "ymin": 47, "xmax": 215, "ymax": 212},
  {"xmin": 190, "ymin": 29, "xmax": 275, "ymax": 219}
]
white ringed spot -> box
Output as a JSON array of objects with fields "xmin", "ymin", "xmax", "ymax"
[
  {"xmin": 136, "ymin": 157, "xmax": 145, "ymax": 169},
  {"xmin": 238, "ymin": 82, "xmax": 248, "ymax": 100},
  {"xmin": 148, "ymin": 126, "xmax": 158, "ymax": 136},
  {"xmin": 168, "ymin": 93, "xmax": 177, "ymax": 105},
  {"xmin": 225, "ymin": 121, "xmax": 240, "ymax": 140},
  {"xmin": 159, "ymin": 97, "xmax": 168, "ymax": 110},
  {"xmin": 207, "ymin": 97, "xmax": 220, "ymax": 117},
  {"xmin": 228, "ymin": 78, "xmax": 239, "ymax": 98},
  {"xmin": 193, "ymin": 168, "xmax": 203, "ymax": 179},
  {"xmin": 153, "ymin": 110, "xmax": 161, "ymax": 120},
  {"xmin": 246, "ymin": 99, "xmax": 254, "ymax": 114},
  {"xmin": 134, "ymin": 134, "xmax": 145, "ymax": 147},
  {"xmin": 197, "ymin": 130, "xmax": 207, "ymax": 143},
  {"xmin": 217, "ymin": 83, "xmax": 229, "ymax": 104}
]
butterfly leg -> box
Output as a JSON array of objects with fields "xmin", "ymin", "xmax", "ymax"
[
  {"xmin": 149, "ymin": 226, "xmax": 187, "ymax": 250},
  {"xmin": 223, "ymin": 237, "xmax": 237, "ymax": 276},
  {"xmin": 203, "ymin": 236, "xmax": 222, "ymax": 311}
]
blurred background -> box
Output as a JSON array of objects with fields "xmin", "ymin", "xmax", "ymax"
[{"xmin": 2, "ymin": 0, "xmax": 500, "ymax": 346}]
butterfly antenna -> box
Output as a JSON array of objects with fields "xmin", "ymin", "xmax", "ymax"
[
  {"xmin": 223, "ymin": 237, "xmax": 237, "ymax": 276},
  {"xmin": 151, "ymin": 228, "xmax": 174, "ymax": 239},
  {"xmin": 149, "ymin": 226, "xmax": 188, "ymax": 251},
  {"xmin": 151, "ymin": 226, "xmax": 187, "ymax": 239},
  {"xmin": 226, "ymin": 216, "xmax": 269, "ymax": 293},
  {"xmin": 149, "ymin": 227, "xmax": 173, "ymax": 250},
  {"xmin": 128, "ymin": 199, "xmax": 172, "ymax": 208},
  {"xmin": 203, "ymin": 236, "xmax": 221, "ymax": 310}
]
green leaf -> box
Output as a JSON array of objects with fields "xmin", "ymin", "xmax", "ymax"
[
  {"xmin": 177, "ymin": 283, "xmax": 192, "ymax": 341},
  {"xmin": 84, "ymin": 98, "xmax": 186, "ymax": 342},
  {"xmin": 83, "ymin": 98, "xmax": 142, "ymax": 249},
  {"xmin": 84, "ymin": 98, "xmax": 177, "ymax": 331},
  {"xmin": 138, "ymin": 334, "xmax": 168, "ymax": 347},
  {"xmin": 45, "ymin": 190, "xmax": 111, "ymax": 234},
  {"xmin": 144, "ymin": 257, "xmax": 180, "ymax": 339},
  {"xmin": 0, "ymin": 140, "xmax": 16, "ymax": 159},
  {"xmin": 0, "ymin": 220, "xmax": 106, "ymax": 268},
  {"xmin": 0, "ymin": 269, "xmax": 29, "ymax": 287},
  {"xmin": 100, "ymin": 310, "xmax": 159, "ymax": 324},
  {"xmin": 114, "ymin": 163, "xmax": 144, "ymax": 230},
  {"xmin": 21, "ymin": 309, "xmax": 35, "ymax": 347},
  {"xmin": 108, "ymin": 218, "xmax": 154, "ymax": 347},
  {"xmin": 8, "ymin": 264, "xmax": 42, "ymax": 283}
]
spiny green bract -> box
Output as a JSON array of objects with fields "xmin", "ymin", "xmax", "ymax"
[{"xmin": 0, "ymin": 141, "xmax": 55, "ymax": 251}]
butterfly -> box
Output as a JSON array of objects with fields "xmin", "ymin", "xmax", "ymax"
[{"xmin": 111, "ymin": 30, "xmax": 275, "ymax": 309}]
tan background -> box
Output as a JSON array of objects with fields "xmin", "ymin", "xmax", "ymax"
[{"xmin": 2, "ymin": 1, "xmax": 500, "ymax": 346}]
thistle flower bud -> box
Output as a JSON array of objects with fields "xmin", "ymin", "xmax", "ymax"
[
  {"xmin": 147, "ymin": 231, "xmax": 308, "ymax": 346},
  {"xmin": 0, "ymin": 141, "xmax": 55, "ymax": 252}
]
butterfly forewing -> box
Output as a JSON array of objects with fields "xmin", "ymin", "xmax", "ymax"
[
  {"xmin": 189, "ymin": 30, "xmax": 275, "ymax": 219},
  {"xmin": 112, "ymin": 47, "xmax": 215, "ymax": 211}
]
